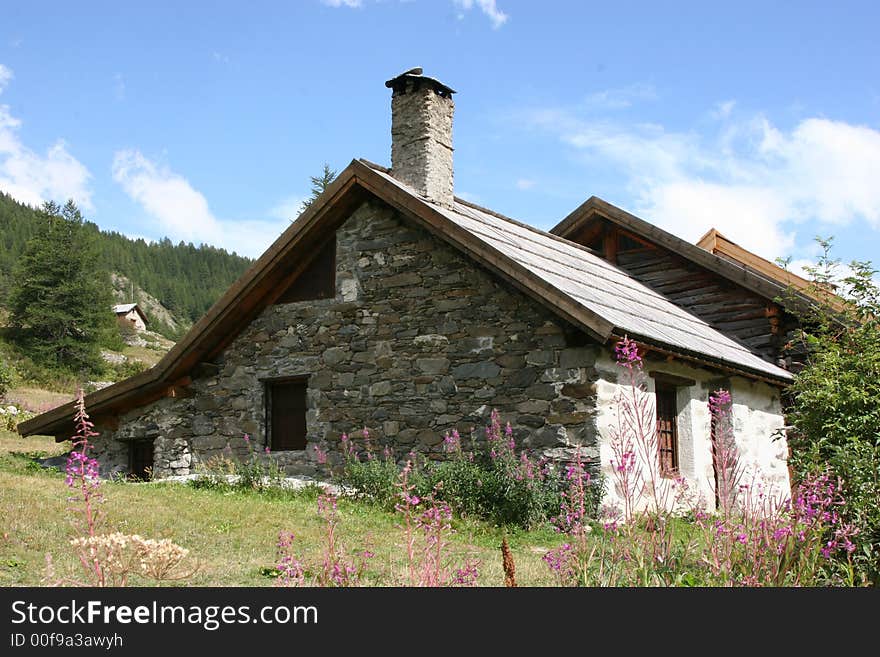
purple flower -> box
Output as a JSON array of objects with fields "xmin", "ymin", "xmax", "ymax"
[{"xmin": 614, "ymin": 336, "xmax": 642, "ymax": 368}]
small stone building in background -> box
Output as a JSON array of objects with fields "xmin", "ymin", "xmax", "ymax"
[{"xmin": 113, "ymin": 303, "xmax": 148, "ymax": 333}]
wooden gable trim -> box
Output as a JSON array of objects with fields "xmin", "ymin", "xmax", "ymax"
[
  {"xmin": 698, "ymin": 228, "xmax": 846, "ymax": 312},
  {"xmin": 552, "ymin": 197, "xmax": 815, "ymax": 315}
]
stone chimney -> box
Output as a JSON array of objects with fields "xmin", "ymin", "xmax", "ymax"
[{"xmin": 385, "ymin": 67, "xmax": 456, "ymax": 209}]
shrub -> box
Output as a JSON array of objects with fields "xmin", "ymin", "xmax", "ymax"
[
  {"xmin": 335, "ymin": 412, "xmax": 602, "ymax": 529},
  {"xmin": 111, "ymin": 358, "xmax": 148, "ymax": 381},
  {"xmin": 192, "ymin": 434, "xmax": 286, "ymax": 493},
  {"xmin": 782, "ymin": 241, "xmax": 880, "ymax": 585},
  {"xmin": 0, "ymin": 357, "xmax": 13, "ymax": 399},
  {"xmin": 1, "ymin": 403, "xmax": 33, "ymax": 432},
  {"xmin": 333, "ymin": 431, "xmax": 400, "ymax": 506}
]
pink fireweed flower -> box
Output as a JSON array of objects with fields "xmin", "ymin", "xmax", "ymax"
[
  {"xmin": 243, "ymin": 433, "xmax": 250, "ymax": 444},
  {"xmin": 313, "ymin": 444, "xmax": 328, "ymax": 465},
  {"xmin": 614, "ymin": 336, "xmax": 642, "ymax": 368},
  {"xmin": 443, "ymin": 429, "xmax": 461, "ymax": 453},
  {"xmin": 453, "ymin": 560, "xmax": 480, "ymax": 586}
]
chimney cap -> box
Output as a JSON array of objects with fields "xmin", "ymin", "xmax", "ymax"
[{"xmin": 385, "ymin": 67, "xmax": 456, "ymax": 98}]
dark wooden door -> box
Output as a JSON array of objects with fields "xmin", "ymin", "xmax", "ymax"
[
  {"xmin": 130, "ymin": 440, "xmax": 153, "ymax": 481},
  {"xmin": 271, "ymin": 380, "xmax": 308, "ymax": 451}
]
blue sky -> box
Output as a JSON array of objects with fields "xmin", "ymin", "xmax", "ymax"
[{"xmin": 1, "ymin": 1, "xmax": 878, "ymax": 275}]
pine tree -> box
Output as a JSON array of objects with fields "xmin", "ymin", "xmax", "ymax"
[
  {"xmin": 298, "ymin": 163, "xmax": 338, "ymax": 215},
  {"xmin": 9, "ymin": 200, "xmax": 118, "ymax": 376}
]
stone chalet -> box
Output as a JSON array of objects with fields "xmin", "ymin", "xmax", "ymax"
[{"xmin": 21, "ymin": 69, "xmax": 809, "ymax": 508}]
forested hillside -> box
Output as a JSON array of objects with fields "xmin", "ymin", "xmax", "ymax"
[{"xmin": 0, "ymin": 192, "xmax": 253, "ymax": 338}]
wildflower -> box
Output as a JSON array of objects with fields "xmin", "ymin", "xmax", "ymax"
[
  {"xmin": 614, "ymin": 336, "xmax": 642, "ymax": 368},
  {"xmin": 443, "ymin": 429, "xmax": 461, "ymax": 453},
  {"xmin": 453, "ymin": 560, "xmax": 480, "ymax": 586}
]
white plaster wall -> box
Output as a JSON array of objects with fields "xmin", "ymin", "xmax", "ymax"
[
  {"xmin": 728, "ymin": 377, "xmax": 791, "ymax": 507},
  {"xmin": 594, "ymin": 350, "xmax": 790, "ymax": 517}
]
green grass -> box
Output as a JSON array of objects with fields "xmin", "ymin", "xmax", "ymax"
[
  {"xmin": 0, "ymin": 431, "xmax": 562, "ymax": 586},
  {"xmin": 4, "ymin": 386, "xmax": 74, "ymax": 414}
]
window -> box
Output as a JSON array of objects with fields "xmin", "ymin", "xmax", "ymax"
[
  {"xmin": 267, "ymin": 379, "xmax": 308, "ymax": 451},
  {"xmin": 655, "ymin": 383, "xmax": 679, "ymax": 476},
  {"xmin": 275, "ymin": 239, "xmax": 336, "ymax": 304},
  {"xmin": 129, "ymin": 440, "xmax": 153, "ymax": 481}
]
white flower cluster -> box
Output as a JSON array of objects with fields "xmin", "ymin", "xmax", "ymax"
[
  {"xmin": 0, "ymin": 404, "xmax": 26, "ymax": 431},
  {"xmin": 70, "ymin": 532, "xmax": 192, "ymax": 583}
]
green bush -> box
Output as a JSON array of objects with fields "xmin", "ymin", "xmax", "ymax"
[
  {"xmin": 0, "ymin": 357, "xmax": 12, "ymax": 399},
  {"xmin": 112, "ymin": 358, "xmax": 148, "ymax": 381},
  {"xmin": 337, "ymin": 412, "xmax": 603, "ymax": 529},
  {"xmin": 783, "ymin": 240, "xmax": 880, "ymax": 585}
]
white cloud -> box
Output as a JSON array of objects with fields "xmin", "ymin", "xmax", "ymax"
[
  {"xmin": 711, "ymin": 100, "xmax": 736, "ymax": 120},
  {"xmin": 0, "ymin": 65, "xmax": 93, "ymax": 210},
  {"xmin": 526, "ymin": 103, "xmax": 880, "ymax": 260},
  {"xmin": 212, "ymin": 51, "xmax": 230, "ymax": 64},
  {"xmin": 0, "ymin": 65, "xmax": 11, "ymax": 93},
  {"xmin": 453, "ymin": 0, "xmax": 508, "ymax": 28},
  {"xmin": 516, "ymin": 178, "xmax": 536, "ymax": 190},
  {"xmin": 322, "ymin": 0, "xmax": 508, "ymax": 28},
  {"xmin": 112, "ymin": 149, "xmax": 292, "ymax": 257}
]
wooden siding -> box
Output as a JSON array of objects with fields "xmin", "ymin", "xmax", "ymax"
[{"xmin": 568, "ymin": 221, "xmax": 794, "ymax": 363}]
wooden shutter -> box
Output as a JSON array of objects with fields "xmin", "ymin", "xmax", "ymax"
[
  {"xmin": 270, "ymin": 380, "xmax": 308, "ymax": 451},
  {"xmin": 655, "ymin": 384, "xmax": 678, "ymax": 475},
  {"xmin": 129, "ymin": 440, "xmax": 153, "ymax": 481},
  {"xmin": 276, "ymin": 239, "xmax": 336, "ymax": 304}
]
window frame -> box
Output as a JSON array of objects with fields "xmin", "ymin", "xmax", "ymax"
[
  {"xmin": 654, "ymin": 381, "xmax": 680, "ymax": 478},
  {"xmin": 264, "ymin": 376, "xmax": 310, "ymax": 452}
]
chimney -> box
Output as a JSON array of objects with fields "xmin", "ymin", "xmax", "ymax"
[{"xmin": 385, "ymin": 67, "xmax": 456, "ymax": 209}]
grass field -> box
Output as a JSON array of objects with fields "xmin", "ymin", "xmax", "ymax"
[
  {"xmin": 4, "ymin": 387, "xmax": 75, "ymax": 414},
  {"xmin": 0, "ymin": 430, "xmax": 562, "ymax": 587}
]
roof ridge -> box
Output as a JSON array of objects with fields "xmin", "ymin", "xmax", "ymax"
[{"xmin": 453, "ymin": 197, "xmax": 605, "ymax": 259}]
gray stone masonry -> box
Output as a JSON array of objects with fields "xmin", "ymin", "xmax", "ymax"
[
  {"xmin": 390, "ymin": 78, "xmax": 454, "ymax": 208},
  {"xmin": 91, "ymin": 199, "xmax": 603, "ymax": 479}
]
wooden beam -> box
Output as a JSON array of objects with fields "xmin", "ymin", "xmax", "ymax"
[
  {"xmin": 603, "ymin": 227, "xmax": 618, "ymax": 264},
  {"xmin": 649, "ymin": 371, "xmax": 697, "ymax": 387}
]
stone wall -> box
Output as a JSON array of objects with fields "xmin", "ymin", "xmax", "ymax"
[{"xmin": 92, "ymin": 199, "xmax": 603, "ymax": 478}]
